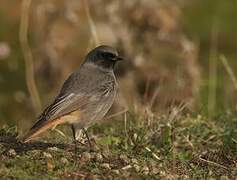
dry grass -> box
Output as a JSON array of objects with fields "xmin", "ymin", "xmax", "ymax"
[
  {"xmin": 19, "ymin": 0, "xmax": 41, "ymax": 114},
  {"xmin": 0, "ymin": 107, "xmax": 236, "ymax": 179}
]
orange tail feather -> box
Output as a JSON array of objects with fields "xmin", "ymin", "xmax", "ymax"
[{"xmin": 22, "ymin": 118, "xmax": 66, "ymax": 143}]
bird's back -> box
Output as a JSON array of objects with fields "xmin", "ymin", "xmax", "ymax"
[{"xmin": 39, "ymin": 63, "xmax": 117, "ymax": 126}]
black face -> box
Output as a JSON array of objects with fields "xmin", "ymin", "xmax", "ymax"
[
  {"xmin": 100, "ymin": 51, "xmax": 117, "ymax": 61},
  {"xmin": 85, "ymin": 45, "xmax": 123, "ymax": 70}
]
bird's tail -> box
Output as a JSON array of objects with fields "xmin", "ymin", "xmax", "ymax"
[{"xmin": 21, "ymin": 118, "xmax": 65, "ymax": 143}]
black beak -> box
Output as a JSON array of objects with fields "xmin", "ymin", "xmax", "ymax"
[{"xmin": 115, "ymin": 56, "xmax": 123, "ymax": 61}]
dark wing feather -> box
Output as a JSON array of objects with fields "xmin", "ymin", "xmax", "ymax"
[
  {"xmin": 30, "ymin": 64, "xmax": 115, "ymax": 130},
  {"xmin": 30, "ymin": 93, "xmax": 78, "ymax": 130},
  {"xmin": 30, "ymin": 71, "xmax": 81, "ymax": 129}
]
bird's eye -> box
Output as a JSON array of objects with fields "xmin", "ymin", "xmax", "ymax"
[{"xmin": 102, "ymin": 52, "xmax": 116, "ymax": 59}]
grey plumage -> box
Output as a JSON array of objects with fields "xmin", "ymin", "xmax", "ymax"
[{"xmin": 22, "ymin": 45, "xmax": 122, "ymax": 142}]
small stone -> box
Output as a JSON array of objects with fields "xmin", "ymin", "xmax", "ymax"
[
  {"xmin": 88, "ymin": 174, "xmax": 100, "ymax": 180},
  {"xmin": 208, "ymin": 178, "xmax": 215, "ymax": 180},
  {"xmin": 160, "ymin": 170, "xmax": 166, "ymax": 176},
  {"xmin": 220, "ymin": 176, "xmax": 230, "ymax": 180},
  {"xmin": 141, "ymin": 166, "xmax": 149, "ymax": 175},
  {"xmin": 131, "ymin": 158, "xmax": 138, "ymax": 164},
  {"xmin": 208, "ymin": 170, "xmax": 213, "ymax": 176},
  {"xmin": 95, "ymin": 153, "xmax": 103, "ymax": 162},
  {"xmin": 190, "ymin": 163, "xmax": 195, "ymax": 168},
  {"xmin": 182, "ymin": 175, "xmax": 189, "ymax": 180},
  {"xmin": 48, "ymin": 147, "xmax": 60, "ymax": 151},
  {"xmin": 111, "ymin": 169, "xmax": 120, "ymax": 175},
  {"xmin": 121, "ymin": 165, "xmax": 132, "ymax": 170},
  {"xmin": 133, "ymin": 164, "xmax": 140, "ymax": 172},
  {"xmin": 232, "ymin": 169, "xmax": 237, "ymax": 176},
  {"xmin": 152, "ymin": 167, "xmax": 159, "ymax": 175},
  {"xmin": 142, "ymin": 166, "xmax": 149, "ymax": 171},
  {"xmin": 43, "ymin": 152, "xmax": 52, "ymax": 158},
  {"xmin": 61, "ymin": 157, "xmax": 69, "ymax": 164},
  {"xmin": 120, "ymin": 154, "xmax": 129, "ymax": 164},
  {"xmin": 80, "ymin": 152, "xmax": 91, "ymax": 162},
  {"xmin": 7, "ymin": 149, "xmax": 16, "ymax": 156},
  {"xmin": 143, "ymin": 171, "xmax": 149, "ymax": 175},
  {"xmin": 101, "ymin": 163, "xmax": 111, "ymax": 170},
  {"xmin": 31, "ymin": 150, "xmax": 40, "ymax": 154},
  {"xmin": 158, "ymin": 163, "xmax": 163, "ymax": 168}
]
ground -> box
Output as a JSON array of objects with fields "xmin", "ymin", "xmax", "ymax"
[{"xmin": 0, "ymin": 110, "xmax": 236, "ymax": 179}]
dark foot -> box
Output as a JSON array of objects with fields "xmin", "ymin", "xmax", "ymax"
[
  {"xmin": 82, "ymin": 128, "xmax": 92, "ymax": 149},
  {"xmin": 71, "ymin": 126, "xmax": 97, "ymax": 151}
]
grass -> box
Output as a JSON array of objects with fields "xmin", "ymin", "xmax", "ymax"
[{"xmin": 0, "ymin": 109, "xmax": 236, "ymax": 179}]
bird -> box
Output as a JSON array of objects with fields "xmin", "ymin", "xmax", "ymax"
[{"xmin": 21, "ymin": 45, "xmax": 123, "ymax": 143}]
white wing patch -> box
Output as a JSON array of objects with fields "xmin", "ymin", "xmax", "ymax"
[{"xmin": 47, "ymin": 93, "xmax": 75, "ymax": 115}]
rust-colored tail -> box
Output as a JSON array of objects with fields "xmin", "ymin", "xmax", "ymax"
[{"xmin": 21, "ymin": 118, "xmax": 65, "ymax": 143}]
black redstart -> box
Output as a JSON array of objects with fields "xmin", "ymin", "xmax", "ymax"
[{"xmin": 22, "ymin": 45, "xmax": 123, "ymax": 143}]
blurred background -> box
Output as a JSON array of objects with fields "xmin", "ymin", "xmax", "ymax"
[{"xmin": 0, "ymin": 0, "xmax": 237, "ymax": 131}]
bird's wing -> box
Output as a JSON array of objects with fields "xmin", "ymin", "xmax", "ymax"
[
  {"xmin": 21, "ymin": 65, "xmax": 116, "ymax": 142},
  {"xmin": 22, "ymin": 80, "xmax": 114, "ymax": 143},
  {"xmin": 36, "ymin": 78, "xmax": 115, "ymax": 126},
  {"xmin": 21, "ymin": 92, "xmax": 97, "ymax": 143},
  {"xmin": 30, "ymin": 92, "xmax": 83, "ymax": 129},
  {"xmin": 29, "ymin": 70, "xmax": 86, "ymax": 130}
]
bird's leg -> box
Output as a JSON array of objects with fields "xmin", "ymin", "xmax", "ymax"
[
  {"xmin": 71, "ymin": 125, "xmax": 92, "ymax": 150},
  {"xmin": 71, "ymin": 125, "xmax": 76, "ymax": 141},
  {"xmin": 71, "ymin": 125, "xmax": 91, "ymax": 148},
  {"xmin": 71, "ymin": 125, "xmax": 84, "ymax": 148},
  {"xmin": 82, "ymin": 128, "xmax": 92, "ymax": 149}
]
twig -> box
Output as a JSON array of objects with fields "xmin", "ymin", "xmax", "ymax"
[
  {"xmin": 83, "ymin": 0, "xmax": 99, "ymax": 45},
  {"xmin": 199, "ymin": 155, "xmax": 229, "ymax": 170},
  {"xmin": 232, "ymin": 138, "xmax": 237, "ymax": 144},
  {"xmin": 183, "ymin": 134, "xmax": 194, "ymax": 149},
  {"xmin": 105, "ymin": 108, "xmax": 128, "ymax": 120},
  {"xmin": 149, "ymin": 86, "xmax": 160, "ymax": 109},
  {"xmin": 145, "ymin": 147, "xmax": 161, "ymax": 160},
  {"xmin": 167, "ymin": 102, "xmax": 187, "ymax": 123},
  {"xmin": 20, "ymin": 0, "xmax": 41, "ymax": 114},
  {"xmin": 53, "ymin": 128, "xmax": 67, "ymax": 138},
  {"xmin": 220, "ymin": 55, "xmax": 237, "ymax": 91},
  {"xmin": 124, "ymin": 111, "xmax": 128, "ymax": 136},
  {"xmin": 203, "ymin": 134, "xmax": 216, "ymax": 143},
  {"xmin": 208, "ymin": 18, "xmax": 219, "ymax": 117},
  {"xmin": 72, "ymin": 172, "xmax": 86, "ymax": 177},
  {"xmin": 143, "ymin": 78, "xmax": 150, "ymax": 104}
]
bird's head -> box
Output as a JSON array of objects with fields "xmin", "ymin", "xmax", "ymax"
[{"xmin": 84, "ymin": 45, "xmax": 123, "ymax": 71}]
